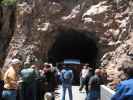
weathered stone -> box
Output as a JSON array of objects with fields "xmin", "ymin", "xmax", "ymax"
[
  {"xmin": 0, "ymin": 5, "xmax": 16, "ymax": 67},
  {"xmin": 0, "ymin": 0, "xmax": 133, "ymax": 88}
]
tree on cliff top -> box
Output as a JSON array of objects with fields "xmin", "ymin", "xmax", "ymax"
[{"xmin": 0, "ymin": 0, "xmax": 16, "ymax": 6}]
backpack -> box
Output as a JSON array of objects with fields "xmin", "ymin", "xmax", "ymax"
[{"xmin": 63, "ymin": 69, "xmax": 73, "ymax": 80}]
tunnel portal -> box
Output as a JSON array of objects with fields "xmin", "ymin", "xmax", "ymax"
[{"xmin": 48, "ymin": 29, "xmax": 98, "ymax": 67}]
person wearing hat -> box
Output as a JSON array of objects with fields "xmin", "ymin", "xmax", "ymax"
[{"xmin": 2, "ymin": 58, "xmax": 22, "ymax": 100}]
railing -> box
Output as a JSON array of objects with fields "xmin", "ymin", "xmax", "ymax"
[{"xmin": 100, "ymin": 85, "xmax": 115, "ymax": 100}]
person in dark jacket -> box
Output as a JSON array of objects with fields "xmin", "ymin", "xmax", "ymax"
[
  {"xmin": 86, "ymin": 69, "xmax": 103, "ymax": 100},
  {"xmin": 20, "ymin": 63, "xmax": 37, "ymax": 100},
  {"xmin": 84, "ymin": 67, "xmax": 93, "ymax": 94},
  {"xmin": 111, "ymin": 61, "xmax": 133, "ymax": 100}
]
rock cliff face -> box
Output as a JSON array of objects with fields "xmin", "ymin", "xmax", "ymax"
[
  {"xmin": 0, "ymin": 5, "xmax": 16, "ymax": 67},
  {"xmin": 0, "ymin": 0, "xmax": 133, "ymax": 86}
]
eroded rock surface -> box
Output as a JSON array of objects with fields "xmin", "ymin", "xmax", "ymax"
[
  {"xmin": 0, "ymin": 0, "xmax": 133, "ymax": 87},
  {"xmin": 0, "ymin": 5, "xmax": 16, "ymax": 67}
]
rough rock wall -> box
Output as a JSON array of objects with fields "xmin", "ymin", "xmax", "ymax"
[
  {"xmin": 0, "ymin": 5, "xmax": 16, "ymax": 67},
  {"xmin": 105, "ymin": 32, "xmax": 133, "ymax": 89},
  {"xmin": 1, "ymin": 0, "xmax": 133, "ymax": 85}
]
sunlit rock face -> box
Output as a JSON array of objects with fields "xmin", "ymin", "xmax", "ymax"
[{"xmin": 1, "ymin": 0, "xmax": 133, "ymax": 86}]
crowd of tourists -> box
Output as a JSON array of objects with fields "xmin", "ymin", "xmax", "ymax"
[
  {"xmin": 59, "ymin": 63, "xmax": 108, "ymax": 100},
  {"xmin": 59, "ymin": 60, "xmax": 133, "ymax": 100},
  {"xmin": 79, "ymin": 64, "xmax": 107, "ymax": 100},
  {"xmin": 0, "ymin": 57, "xmax": 132, "ymax": 100},
  {"xmin": 0, "ymin": 58, "xmax": 57, "ymax": 100},
  {"xmin": 0, "ymin": 58, "xmax": 108, "ymax": 100}
]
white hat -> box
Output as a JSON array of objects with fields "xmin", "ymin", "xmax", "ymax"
[{"xmin": 11, "ymin": 59, "xmax": 22, "ymax": 65}]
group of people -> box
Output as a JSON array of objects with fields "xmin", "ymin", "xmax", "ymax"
[
  {"xmin": 0, "ymin": 59, "xmax": 111, "ymax": 100},
  {"xmin": 61, "ymin": 61, "xmax": 133, "ymax": 100},
  {"xmin": 0, "ymin": 58, "xmax": 57, "ymax": 100},
  {"xmin": 79, "ymin": 64, "xmax": 107, "ymax": 100},
  {"xmin": 58, "ymin": 63, "xmax": 107, "ymax": 100},
  {"xmin": 0, "ymin": 58, "xmax": 133, "ymax": 100}
]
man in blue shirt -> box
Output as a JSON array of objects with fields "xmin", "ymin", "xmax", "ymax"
[
  {"xmin": 111, "ymin": 61, "xmax": 133, "ymax": 100},
  {"xmin": 60, "ymin": 64, "xmax": 73, "ymax": 100}
]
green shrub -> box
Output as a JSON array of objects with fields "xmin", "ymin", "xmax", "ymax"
[{"xmin": 1, "ymin": 0, "xmax": 16, "ymax": 6}]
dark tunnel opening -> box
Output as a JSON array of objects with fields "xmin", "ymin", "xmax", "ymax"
[{"xmin": 48, "ymin": 29, "xmax": 99, "ymax": 67}]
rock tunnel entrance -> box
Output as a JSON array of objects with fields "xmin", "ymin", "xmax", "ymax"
[{"xmin": 48, "ymin": 29, "xmax": 99, "ymax": 67}]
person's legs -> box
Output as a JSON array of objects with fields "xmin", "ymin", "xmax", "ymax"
[
  {"xmin": 2, "ymin": 90, "xmax": 17, "ymax": 100},
  {"xmin": 2, "ymin": 90, "xmax": 8, "ymax": 100},
  {"xmin": 9, "ymin": 90, "xmax": 17, "ymax": 100},
  {"xmin": 27, "ymin": 81, "xmax": 37, "ymax": 100},
  {"xmin": 68, "ymin": 85, "xmax": 73, "ymax": 100},
  {"xmin": 85, "ymin": 92, "xmax": 89, "ymax": 100},
  {"xmin": 88, "ymin": 90, "xmax": 100, "ymax": 100},
  {"xmin": 61, "ymin": 84, "xmax": 66, "ymax": 100},
  {"xmin": 79, "ymin": 78, "xmax": 84, "ymax": 91},
  {"xmin": 0, "ymin": 80, "xmax": 4, "ymax": 99},
  {"xmin": 32, "ymin": 81, "xmax": 37, "ymax": 100},
  {"xmin": 85, "ymin": 82, "xmax": 88, "ymax": 94}
]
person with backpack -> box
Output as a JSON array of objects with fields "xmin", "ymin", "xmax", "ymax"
[{"xmin": 60, "ymin": 64, "xmax": 74, "ymax": 100}]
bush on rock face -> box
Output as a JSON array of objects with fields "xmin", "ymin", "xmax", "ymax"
[{"xmin": 0, "ymin": 0, "xmax": 16, "ymax": 6}]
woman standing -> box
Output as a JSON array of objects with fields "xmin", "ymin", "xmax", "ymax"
[{"xmin": 2, "ymin": 59, "xmax": 22, "ymax": 100}]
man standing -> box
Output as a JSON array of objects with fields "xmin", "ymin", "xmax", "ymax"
[
  {"xmin": 79, "ymin": 65, "xmax": 89, "ymax": 92},
  {"xmin": 2, "ymin": 59, "xmax": 22, "ymax": 100},
  {"xmin": 86, "ymin": 69, "xmax": 103, "ymax": 100},
  {"xmin": 20, "ymin": 63, "xmax": 37, "ymax": 100},
  {"xmin": 60, "ymin": 64, "xmax": 73, "ymax": 100},
  {"xmin": 85, "ymin": 66, "xmax": 93, "ymax": 94}
]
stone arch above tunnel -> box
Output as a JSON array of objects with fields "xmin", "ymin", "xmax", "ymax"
[{"xmin": 48, "ymin": 29, "xmax": 99, "ymax": 67}]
